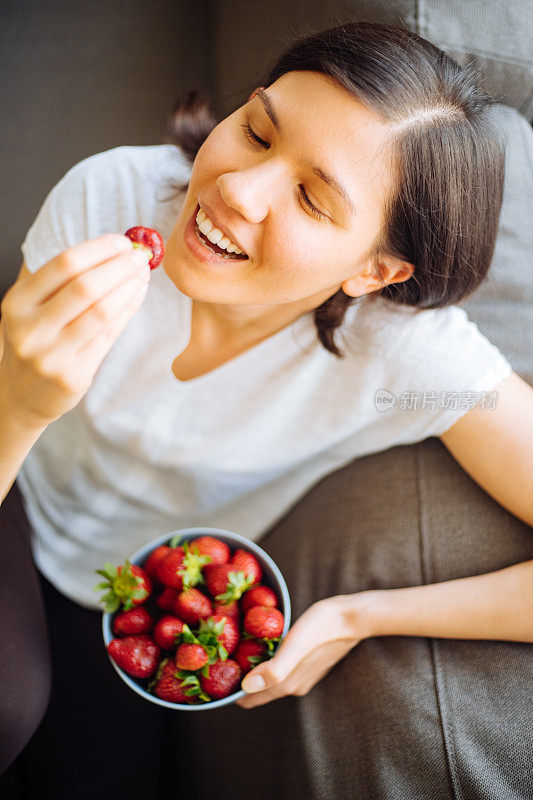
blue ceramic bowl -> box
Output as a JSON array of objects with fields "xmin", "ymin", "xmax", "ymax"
[{"xmin": 102, "ymin": 526, "xmax": 291, "ymax": 710}]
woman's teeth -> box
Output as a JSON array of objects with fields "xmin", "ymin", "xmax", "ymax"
[{"xmin": 195, "ymin": 208, "xmax": 247, "ymax": 257}]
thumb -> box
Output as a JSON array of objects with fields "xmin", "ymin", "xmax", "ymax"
[{"xmin": 241, "ymin": 664, "xmax": 273, "ymax": 693}]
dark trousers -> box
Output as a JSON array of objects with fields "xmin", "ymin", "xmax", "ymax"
[
  {"xmin": 0, "ymin": 480, "xmax": 191, "ymax": 800},
  {"xmin": 2, "ymin": 438, "xmax": 533, "ymax": 799}
]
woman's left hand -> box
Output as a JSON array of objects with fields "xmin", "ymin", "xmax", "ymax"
[{"xmin": 235, "ymin": 593, "xmax": 374, "ymax": 709}]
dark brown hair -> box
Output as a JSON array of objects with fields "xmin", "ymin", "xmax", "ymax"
[{"xmin": 162, "ymin": 21, "xmax": 505, "ymax": 357}]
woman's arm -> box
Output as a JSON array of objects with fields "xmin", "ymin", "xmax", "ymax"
[{"xmin": 438, "ymin": 370, "xmax": 533, "ymax": 527}]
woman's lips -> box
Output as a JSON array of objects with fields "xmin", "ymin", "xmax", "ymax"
[{"xmin": 184, "ymin": 203, "xmax": 249, "ymax": 265}]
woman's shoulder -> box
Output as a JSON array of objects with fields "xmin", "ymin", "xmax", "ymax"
[{"xmin": 341, "ymin": 294, "xmax": 512, "ymax": 389}]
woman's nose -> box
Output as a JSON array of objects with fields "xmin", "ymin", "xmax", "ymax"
[{"xmin": 216, "ymin": 161, "xmax": 285, "ymax": 225}]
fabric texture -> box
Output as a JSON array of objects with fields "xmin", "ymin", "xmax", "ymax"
[{"xmin": 18, "ymin": 142, "xmax": 511, "ymax": 608}]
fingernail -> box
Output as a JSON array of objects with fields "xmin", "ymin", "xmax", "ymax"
[{"xmin": 243, "ymin": 674, "xmax": 266, "ymax": 693}]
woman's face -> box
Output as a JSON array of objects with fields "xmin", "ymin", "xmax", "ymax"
[{"xmin": 164, "ymin": 70, "xmax": 412, "ymax": 314}]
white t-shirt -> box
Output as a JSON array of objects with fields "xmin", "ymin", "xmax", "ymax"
[{"xmin": 18, "ymin": 145, "xmax": 513, "ymax": 608}]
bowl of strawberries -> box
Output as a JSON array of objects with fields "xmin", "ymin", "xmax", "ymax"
[{"xmin": 97, "ymin": 527, "xmax": 291, "ymax": 710}]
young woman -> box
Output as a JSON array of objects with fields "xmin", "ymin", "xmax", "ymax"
[{"xmin": 1, "ymin": 21, "xmax": 531, "ymax": 799}]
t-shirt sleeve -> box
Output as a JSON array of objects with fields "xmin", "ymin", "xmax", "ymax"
[
  {"xmin": 20, "ymin": 158, "xmax": 94, "ymax": 275},
  {"xmin": 378, "ymin": 303, "xmax": 513, "ymax": 442}
]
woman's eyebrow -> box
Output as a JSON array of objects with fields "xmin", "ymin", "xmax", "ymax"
[{"xmin": 254, "ymin": 88, "xmax": 356, "ymax": 217}]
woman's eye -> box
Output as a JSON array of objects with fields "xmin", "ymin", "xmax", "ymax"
[{"xmin": 240, "ymin": 121, "xmax": 328, "ymax": 221}]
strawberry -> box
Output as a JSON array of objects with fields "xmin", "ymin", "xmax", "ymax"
[
  {"xmin": 156, "ymin": 547, "xmax": 186, "ymax": 589},
  {"xmin": 230, "ymin": 549, "xmax": 262, "ymax": 584},
  {"xmin": 213, "ymin": 599, "xmax": 240, "ymax": 619},
  {"xmin": 153, "ymin": 614, "xmax": 185, "ymax": 650},
  {"xmin": 125, "ymin": 226, "xmax": 164, "ymax": 270},
  {"xmin": 200, "ymin": 658, "xmax": 243, "ymax": 700},
  {"xmin": 241, "ymin": 585, "xmax": 278, "ymax": 614},
  {"xmin": 150, "ymin": 658, "xmax": 191, "ymax": 704},
  {"xmin": 175, "ymin": 643, "xmax": 209, "ymax": 671},
  {"xmin": 204, "ymin": 563, "xmax": 255, "ymax": 603},
  {"xmin": 112, "ymin": 605, "xmax": 153, "ymax": 636},
  {"xmin": 244, "ymin": 606, "xmax": 284, "ymax": 639},
  {"xmin": 157, "ymin": 586, "xmax": 179, "ymax": 612},
  {"xmin": 208, "ymin": 612, "xmax": 240, "ymax": 656},
  {"xmin": 174, "ymin": 588, "xmax": 213, "ymax": 625},
  {"xmin": 143, "ymin": 545, "xmax": 171, "ymax": 580},
  {"xmin": 233, "ymin": 639, "xmax": 268, "ymax": 674},
  {"xmin": 189, "ymin": 536, "xmax": 230, "ymax": 565},
  {"xmin": 107, "ymin": 635, "xmax": 160, "ymax": 678},
  {"xmin": 95, "ymin": 560, "xmax": 152, "ymax": 612}
]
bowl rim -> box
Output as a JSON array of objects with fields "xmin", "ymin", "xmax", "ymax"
[{"xmin": 102, "ymin": 526, "xmax": 291, "ymax": 711}]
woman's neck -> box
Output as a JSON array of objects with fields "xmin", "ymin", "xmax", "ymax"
[{"xmin": 190, "ymin": 288, "xmax": 336, "ymax": 348}]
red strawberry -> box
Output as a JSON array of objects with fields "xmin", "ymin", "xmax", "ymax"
[
  {"xmin": 204, "ymin": 563, "xmax": 255, "ymax": 603},
  {"xmin": 112, "ymin": 605, "xmax": 153, "ymax": 636},
  {"xmin": 233, "ymin": 640, "xmax": 268, "ymax": 674},
  {"xmin": 230, "ymin": 549, "xmax": 262, "ymax": 584},
  {"xmin": 210, "ymin": 612, "xmax": 240, "ymax": 656},
  {"xmin": 213, "ymin": 599, "xmax": 240, "ymax": 619},
  {"xmin": 244, "ymin": 606, "xmax": 284, "ymax": 639},
  {"xmin": 125, "ymin": 226, "xmax": 164, "ymax": 270},
  {"xmin": 95, "ymin": 560, "xmax": 152, "ymax": 612},
  {"xmin": 174, "ymin": 588, "xmax": 213, "ymax": 625},
  {"xmin": 153, "ymin": 614, "xmax": 185, "ymax": 650},
  {"xmin": 175, "ymin": 643, "xmax": 209, "ymax": 671},
  {"xmin": 107, "ymin": 635, "xmax": 160, "ymax": 678},
  {"xmin": 241, "ymin": 585, "xmax": 278, "ymax": 614},
  {"xmin": 189, "ymin": 536, "xmax": 230, "ymax": 565},
  {"xmin": 151, "ymin": 658, "xmax": 191, "ymax": 704},
  {"xmin": 143, "ymin": 545, "xmax": 171, "ymax": 579},
  {"xmin": 200, "ymin": 658, "xmax": 243, "ymax": 700},
  {"xmin": 157, "ymin": 586, "xmax": 179, "ymax": 612},
  {"xmin": 156, "ymin": 547, "xmax": 186, "ymax": 589}
]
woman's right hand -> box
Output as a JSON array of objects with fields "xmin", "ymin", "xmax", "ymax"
[{"xmin": 0, "ymin": 234, "xmax": 151, "ymax": 426}]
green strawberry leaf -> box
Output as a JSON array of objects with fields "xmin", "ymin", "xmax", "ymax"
[
  {"xmin": 218, "ymin": 644, "xmax": 228, "ymax": 661},
  {"xmin": 169, "ymin": 534, "xmax": 184, "ymax": 548}
]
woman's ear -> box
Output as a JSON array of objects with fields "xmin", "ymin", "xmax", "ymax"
[{"xmin": 341, "ymin": 256, "xmax": 415, "ymax": 298}]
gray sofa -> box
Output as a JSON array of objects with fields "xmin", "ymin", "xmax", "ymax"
[{"xmin": 2, "ymin": 1, "xmax": 532, "ymax": 798}]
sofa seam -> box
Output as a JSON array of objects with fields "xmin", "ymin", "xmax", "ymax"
[{"xmin": 414, "ymin": 442, "xmax": 463, "ymax": 800}]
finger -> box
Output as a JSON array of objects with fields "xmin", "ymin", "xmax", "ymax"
[
  {"xmin": 36, "ymin": 247, "xmax": 149, "ymax": 330},
  {"xmin": 72, "ymin": 279, "xmax": 148, "ymax": 365},
  {"xmin": 16, "ymin": 234, "xmax": 134, "ymax": 307}
]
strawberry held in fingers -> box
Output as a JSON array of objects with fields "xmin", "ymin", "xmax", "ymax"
[
  {"xmin": 124, "ymin": 226, "xmax": 164, "ymax": 269},
  {"xmin": 95, "ymin": 560, "xmax": 152, "ymax": 612},
  {"xmin": 108, "ymin": 635, "xmax": 160, "ymax": 678},
  {"xmin": 112, "ymin": 605, "xmax": 153, "ymax": 636}
]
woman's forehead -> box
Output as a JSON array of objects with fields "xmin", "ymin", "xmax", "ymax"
[{"xmin": 259, "ymin": 72, "xmax": 394, "ymax": 206}]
